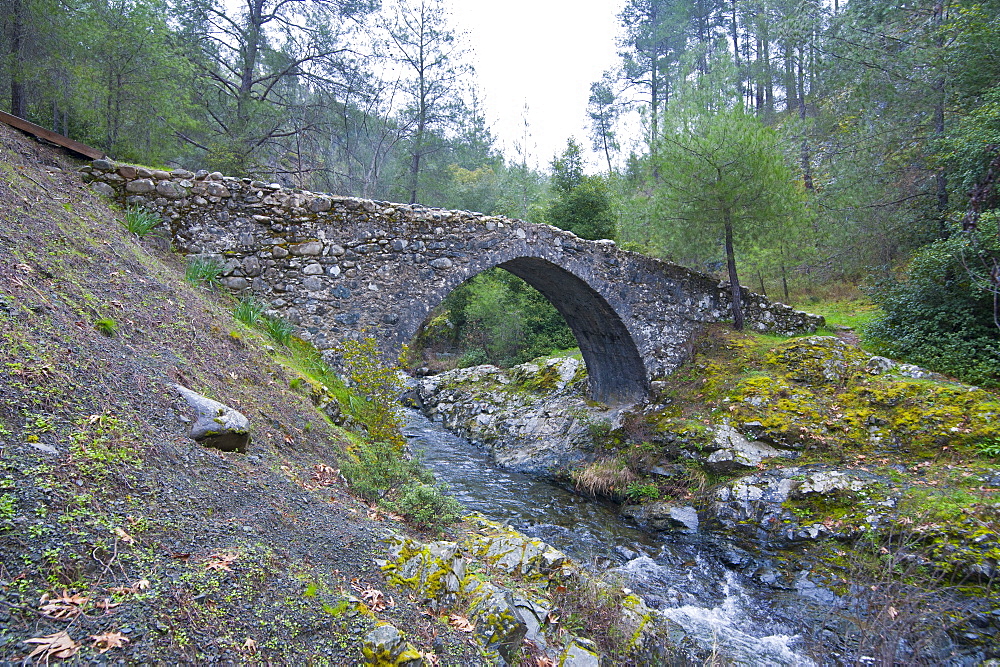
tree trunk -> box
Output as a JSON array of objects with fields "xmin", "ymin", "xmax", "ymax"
[
  {"xmin": 9, "ymin": 0, "xmax": 26, "ymax": 118},
  {"xmin": 724, "ymin": 213, "xmax": 745, "ymax": 331}
]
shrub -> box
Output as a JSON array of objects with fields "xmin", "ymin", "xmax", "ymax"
[
  {"xmin": 382, "ymin": 483, "xmax": 463, "ymax": 532},
  {"xmin": 864, "ymin": 233, "xmax": 1000, "ymax": 387},
  {"xmin": 340, "ymin": 440, "xmax": 429, "ymax": 503},
  {"xmin": 122, "ymin": 206, "xmax": 160, "ymax": 237},
  {"xmin": 338, "ymin": 337, "xmax": 404, "ymax": 446},
  {"xmin": 185, "ymin": 256, "xmax": 222, "ymax": 288},
  {"xmin": 233, "ymin": 296, "xmax": 266, "ymax": 327}
]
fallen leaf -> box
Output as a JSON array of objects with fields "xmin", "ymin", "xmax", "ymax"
[
  {"xmin": 536, "ymin": 658, "xmax": 557, "ymax": 667},
  {"xmin": 24, "ymin": 631, "xmax": 80, "ymax": 660},
  {"xmin": 449, "ymin": 614, "xmax": 475, "ymax": 632},
  {"xmin": 241, "ymin": 637, "xmax": 257, "ymax": 654},
  {"xmin": 38, "ymin": 592, "xmax": 89, "ymax": 619},
  {"xmin": 90, "ymin": 631, "xmax": 129, "ymax": 653},
  {"xmin": 353, "ymin": 584, "xmax": 393, "ymax": 612},
  {"xmin": 94, "ymin": 598, "xmax": 121, "ymax": 612},
  {"xmin": 114, "ymin": 527, "xmax": 135, "ymax": 545},
  {"xmin": 422, "ymin": 651, "xmax": 440, "ymax": 666},
  {"xmin": 887, "ymin": 606, "xmax": 899, "ymax": 620},
  {"xmin": 205, "ymin": 552, "xmax": 238, "ymax": 571}
]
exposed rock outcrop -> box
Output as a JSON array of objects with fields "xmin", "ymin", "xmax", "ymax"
[
  {"xmin": 412, "ymin": 357, "xmax": 608, "ymax": 475},
  {"xmin": 172, "ymin": 383, "xmax": 251, "ymax": 452}
]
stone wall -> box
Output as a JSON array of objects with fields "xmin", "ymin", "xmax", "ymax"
[{"xmin": 82, "ymin": 159, "xmax": 824, "ymax": 403}]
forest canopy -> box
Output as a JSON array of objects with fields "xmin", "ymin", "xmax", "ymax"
[{"xmin": 2, "ymin": 0, "xmax": 997, "ymax": 384}]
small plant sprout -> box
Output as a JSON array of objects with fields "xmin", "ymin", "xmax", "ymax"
[
  {"xmin": 122, "ymin": 207, "xmax": 160, "ymax": 237},
  {"xmin": 94, "ymin": 316, "xmax": 118, "ymax": 337},
  {"xmin": 185, "ymin": 256, "xmax": 223, "ymax": 288}
]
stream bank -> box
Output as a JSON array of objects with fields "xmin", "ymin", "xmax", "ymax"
[{"xmin": 408, "ymin": 330, "xmax": 1000, "ymax": 663}]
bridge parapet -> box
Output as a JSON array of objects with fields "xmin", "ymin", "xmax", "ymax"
[{"xmin": 82, "ymin": 159, "xmax": 823, "ymax": 403}]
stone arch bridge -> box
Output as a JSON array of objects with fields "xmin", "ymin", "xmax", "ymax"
[{"xmin": 84, "ymin": 161, "xmax": 822, "ymax": 404}]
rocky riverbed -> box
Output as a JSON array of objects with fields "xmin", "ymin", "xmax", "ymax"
[{"xmin": 411, "ymin": 333, "xmax": 1000, "ymax": 661}]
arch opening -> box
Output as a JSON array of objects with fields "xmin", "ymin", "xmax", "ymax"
[
  {"xmin": 499, "ymin": 257, "xmax": 648, "ymax": 404},
  {"xmin": 404, "ymin": 257, "xmax": 648, "ymax": 405}
]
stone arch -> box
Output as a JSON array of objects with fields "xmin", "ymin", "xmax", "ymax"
[{"xmin": 397, "ymin": 255, "xmax": 648, "ymax": 405}]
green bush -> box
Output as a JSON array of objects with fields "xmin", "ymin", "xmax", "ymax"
[
  {"xmin": 338, "ymin": 337, "xmax": 404, "ymax": 446},
  {"xmin": 382, "ymin": 483, "xmax": 463, "ymax": 532},
  {"xmin": 185, "ymin": 256, "xmax": 222, "ymax": 288},
  {"xmin": 122, "ymin": 206, "xmax": 160, "ymax": 237},
  {"xmin": 864, "ymin": 233, "xmax": 1000, "ymax": 387},
  {"xmin": 340, "ymin": 440, "xmax": 429, "ymax": 503},
  {"xmin": 624, "ymin": 481, "xmax": 660, "ymax": 503}
]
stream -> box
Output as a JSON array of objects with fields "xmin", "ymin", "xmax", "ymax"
[{"xmin": 402, "ymin": 409, "xmax": 819, "ymax": 665}]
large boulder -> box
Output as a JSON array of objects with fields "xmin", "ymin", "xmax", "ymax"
[
  {"xmin": 413, "ymin": 357, "xmax": 615, "ymax": 475},
  {"xmin": 172, "ymin": 383, "xmax": 251, "ymax": 452},
  {"xmin": 620, "ymin": 502, "xmax": 699, "ymax": 533},
  {"xmin": 703, "ymin": 424, "xmax": 797, "ymax": 473}
]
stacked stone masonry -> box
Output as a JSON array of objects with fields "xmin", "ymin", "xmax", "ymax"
[{"xmin": 83, "ymin": 159, "xmax": 824, "ymax": 403}]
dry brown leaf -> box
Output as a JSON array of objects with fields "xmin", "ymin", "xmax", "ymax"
[
  {"xmin": 113, "ymin": 527, "xmax": 135, "ymax": 545},
  {"xmin": 241, "ymin": 637, "xmax": 258, "ymax": 654},
  {"xmin": 108, "ymin": 578, "xmax": 151, "ymax": 596},
  {"xmin": 310, "ymin": 464, "xmax": 339, "ymax": 488},
  {"xmin": 353, "ymin": 584, "xmax": 393, "ymax": 612},
  {"xmin": 448, "ymin": 614, "xmax": 475, "ymax": 633},
  {"xmin": 90, "ymin": 631, "xmax": 129, "ymax": 654},
  {"xmin": 422, "ymin": 651, "xmax": 440, "ymax": 666},
  {"xmin": 535, "ymin": 657, "xmax": 557, "ymax": 667},
  {"xmin": 38, "ymin": 592, "xmax": 89, "ymax": 619},
  {"xmin": 24, "ymin": 631, "xmax": 80, "ymax": 660},
  {"xmin": 94, "ymin": 598, "xmax": 121, "ymax": 612},
  {"xmin": 205, "ymin": 552, "xmax": 238, "ymax": 571},
  {"xmin": 887, "ymin": 606, "xmax": 899, "ymax": 620}
]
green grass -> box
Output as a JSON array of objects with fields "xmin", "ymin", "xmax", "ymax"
[
  {"xmin": 122, "ymin": 207, "xmax": 160, "ymax": 238},
  {"xmin": 185, "ymin": 256, "xmax": 222, "ymax": 288},
  {"xmin": 93, "ymin": 316, "xmax": 117, "ymax": 337},
  {"xmin": 262, "ymin": 314, "xmax": 294, "ymax": 346},
  {"xmin": 233, "ymin": 296, "xmax": 266, "ymax": 327},
  {"xmin": 802, "ymin": 296, "xmax": 882, "ymax": 330}
]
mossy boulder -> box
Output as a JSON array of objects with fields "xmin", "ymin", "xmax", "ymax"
[{"xmin": 764, "ymin": 336, "xmax": 871, "ymax": 385}]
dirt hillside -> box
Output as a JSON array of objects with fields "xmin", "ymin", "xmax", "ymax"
[{"xmin": 0, "ymin": 125, "xmax": 479, "ymax": 663}]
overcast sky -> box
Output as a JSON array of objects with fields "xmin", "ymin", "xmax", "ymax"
[{"xmin": 447, "ymin": 0, "xmax": 627, "ymax": 171}]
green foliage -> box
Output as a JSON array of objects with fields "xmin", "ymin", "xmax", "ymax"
[
  {"xmin": 546, "ymin": 139, "xmax": 615, "ymax": 240},
  {"xmin": 339, "ymin": 439, "xmax": 430, "ymax": 503},
  {"xmin": 412, "ymin": 269, "xmax": 576, "ymax": 369},
  {"xmin": 976, "ymin": 438, "xmax": 1000, "ymax": 459},
  {"xmin": 624, "ymin": 481, "xmax": 660, "ymax": 503},
  {"xmin": 864, "ymin": 234, "xmax": 1000, "ymax": 387},
  {"xmin": 184, "ymin": 256, "xmax": 222, "ymax": 288},
  {"xmin": 121, "ymin": 207, "xmax": 160, "ymax": 237},
  {"xmin": 0, "ymin": 493, "xmax": 15, "ymax": 527},
  {"xmin": 68, "ymin": 414, "xmax": 142, "ymax": 479},
  {"xmin": 338, "ymin": 337, "xmax": 404, "ymax": 446},
  {"xmin": 93, "ymin": 316, "xmax": 117, "ymax": 337},
  {"xmin": 233, "ymin": 296, "xmax": 267, "ymax": 327},
  {"xmin": 339, "ymin": 440, "xmax": 460, "ymax": 531},
  {"xmin": 381, "ymin": 483, "xmax": 463, "ymax": 531},
  {"xmin": 261, "ymin": 315, "xmax": 294, "ymax": 347}
]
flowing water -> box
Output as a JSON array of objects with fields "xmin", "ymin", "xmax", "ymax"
[{"xmin": 402, "ymin": 409, "xmax": 818, "ymax": 665}]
